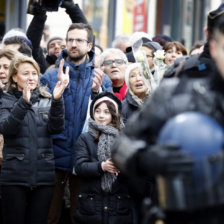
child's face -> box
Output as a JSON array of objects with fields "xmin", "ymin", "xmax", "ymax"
[
  {"xmin": 165, "ymin": 46, "xmax": 183, "ymax": 66},
  {"xmin": 94, "ymin": 102, "xmax": 112, "ymax": 126}
]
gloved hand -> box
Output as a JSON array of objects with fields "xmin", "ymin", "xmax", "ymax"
[
  {"xmin": 112, "ymin": 135, "xmax": 193, "ymax": 179},
  {"xmin": 111, "ymin": 135, "xmax": 147, "ymax": 173},
  {"xmin": 61, "ymin": 0, "xmax": 74, "ymax": 9},
  {"xmin": 27, "ymin": 2, "xmax": 46, "ymax": 15},
  {"xmin": 46, "ymin": 54, "xmax": 58, "ymax": 66},
  {"xmin": 133, "ymin": 144, "xmax": 193, "ymax": 177},
  {"xmin": 60, "ymin": 0, "xmax": 88, "ymax": 24}
]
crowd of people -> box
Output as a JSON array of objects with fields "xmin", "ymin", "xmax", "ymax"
[{"xmin": 0, "ymin": 1, "xmax": 224, "ymax": 224}]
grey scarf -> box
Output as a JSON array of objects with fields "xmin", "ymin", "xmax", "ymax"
[{"xmin": 88, "ymin": 118, "xmax": 120, "ymax": 192}]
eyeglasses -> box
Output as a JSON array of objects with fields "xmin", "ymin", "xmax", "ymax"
[
  {"xmin": 102, "ymin": 59, "xmax": 126, "ymax": 67},
  {"xmin": 67, "ymin": 38, "xmax": 89, "ymax": 46}
]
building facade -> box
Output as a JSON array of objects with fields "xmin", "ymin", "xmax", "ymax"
[
  {"xmin": 0, "ymin": 0, "xmax": 27, "ymax": 40},
  {"xmin": 0, "ymin": 0, "xmax": 223, "ymax": 50},
  {"xmin": 83, "ymin": 0, "xmax": 222, "ymax": 49}
]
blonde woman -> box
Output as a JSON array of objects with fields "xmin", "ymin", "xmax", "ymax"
[
  {"xmin": 122, "ymin": 63, "xmax": 149, "ymax": 123},
  {"xmin": 0, "ymin": 55, "xmax": 69, "ymax": 224}
]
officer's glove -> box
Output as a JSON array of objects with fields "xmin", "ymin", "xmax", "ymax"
[
  {"xmin": 61, "ymin": 0, "xmax": 75, "ymax": 9},
  {"xmin": 111, "ymin": 135, "xmax": 146, "ymax": 173},
  {"xmin": 112, "ymin": 135, "xmax": 193, "ymax": 178},
  {"xmin": 132, "ymin": 144, "xmax": 194, "ymax": 177}
]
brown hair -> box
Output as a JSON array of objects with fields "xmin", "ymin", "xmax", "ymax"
[
  {"xmin": 189, "ymin": 40, "xmax": 206, "ymax": 55},
  {"xmin": 94, "ymin": 101, "xmax": 121, "ymax": 141},
  {"xmin": 4, "ymin": 37, "xmax": 32, "ymax": 57},
  {"xmin": 164, "ymin": 41, "xmax": 188, "ymax": 55},
  {"xmin": 66, "ymin": 23, "xmax": 94, "ymax": 43}
]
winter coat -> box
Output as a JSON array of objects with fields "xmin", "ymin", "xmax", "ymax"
[
  {"xmin": 40, "ymin": 50, "xmax": 112, "ymax": 172},
  {"xmin": 122, "ymin": 91, "xmax": 141, "ymax": 123},
  {"xmin": 123, "ymin": 58, "xmax": 224, "ymax": 224},
  {"xmin": 122, "ymin": 91, "xmax": 150, "ymax": 124},
  {"xmin": 125, "ymin": 68, "xmax": 224, "ymax": 145},
  {"xmin": 0, "ymin": 134, "xmax": 3, "ymax": 166},
  {"xmin": 0, "ymin": 89, "xmax": 64, "ymax": 186},
  {"xmin": 26, "ymin": 13, "xmax": 49, "ymax": 74},
  {"xmin": 164, "ymin": 41, "xmax": 216, "ymax": 79},
  {"xmin": 74, "ymin": 132, "xmax": 133, "ymax": 224}
]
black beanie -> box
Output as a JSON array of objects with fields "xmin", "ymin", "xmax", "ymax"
[{"xmin": 47, "ymin": 36, "xmax": 63, "ymax": 52}]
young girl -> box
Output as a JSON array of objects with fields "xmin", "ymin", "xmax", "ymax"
[{"xmin": 74, "ymin": 92, "xmax": 133, "ymax": 224}]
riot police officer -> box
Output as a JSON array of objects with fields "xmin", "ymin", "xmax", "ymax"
[
  {"xmin": 164, "ymin": 4, "xmax": 224, "ymax": 79},
  {"xmin": 112, "ymin": 5, "xmax": 224, "ymax": 224}
]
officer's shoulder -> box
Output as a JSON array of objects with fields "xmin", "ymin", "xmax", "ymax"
[
  {"xmin": 159, "ymin": 77, "xmax": 180, "ymax": 90},
  {"xmin": 164, "ymin": 55, "xmax": 201, "ymax": 78},
  {"xmin": 149, "ymin": 77, "xmax": 181, "ymax": 102}
]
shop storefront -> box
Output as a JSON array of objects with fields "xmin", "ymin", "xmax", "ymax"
[
  {"xmin": 0, "ymin": 0, "xmax": 27, "ymax": 40},
  {"xmin": 83, "ymin": 0, "xmax": 222, "ymax": 49},
  {"xmin": 1, "ymin": 0, "xmax": 222, "ymax": 48}
]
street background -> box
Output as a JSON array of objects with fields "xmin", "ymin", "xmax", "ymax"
[{"xmin": 0, "ymin": 0, "xmax": 223, "ymax": 50}]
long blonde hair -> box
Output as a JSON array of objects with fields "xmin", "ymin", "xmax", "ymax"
[{"xmin": 6, "ymin": 55, "xmax": 51, "ymax": 97}]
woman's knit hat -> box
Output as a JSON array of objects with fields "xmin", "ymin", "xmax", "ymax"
[
  {"xmin": 2, "ymin": 28, "xmax": 33, "ymax": 49},
  {"xmin": 90, "ymin": 92, "xmax": 122, "ymax": 119},
  {"xmin": 142, "ymin": 41, "xmax": 162, "ymax": 51}
]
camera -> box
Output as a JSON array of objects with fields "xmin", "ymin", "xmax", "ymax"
[
  {"xmin": 40, "ymin": 0, "xmax": 61, "ymax": 11},
  {"xmin": 27, "ymin": 0, "xmax": 71, "ymax": 14}
]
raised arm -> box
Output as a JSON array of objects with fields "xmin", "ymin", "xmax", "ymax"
[
  {"xmin": 61, "ymin": 1, "xmax": 88, "ymax": 24},
  {"xmin": 26, "ymin": 4, "xmax": 50, "ymax": 73}
]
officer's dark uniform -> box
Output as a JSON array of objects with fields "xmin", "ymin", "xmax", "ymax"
[
  {"xmin": 163, "ymin": 1, "xmax": 223, "ymax": 81},
  {"xmin": 123, "ymin": 65, "xmax": 224, "ymax": 224},
  {"xmin": 163, "ymin": 41, "xmax": 216, "ymax": 79},
  {"xmin": 112, "ymin": 4, "xmax": 224, "ymax": 224}
]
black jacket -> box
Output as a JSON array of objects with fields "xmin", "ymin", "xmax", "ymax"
[
  {"xmin": 122, "ymin": 91, "xmax": 140, "ymax": 124},
  {"xmin": 26, "ymin": 13, "xmax": 49, "ymax": 74},
  {"xmin": 125, "ymin": 70, "xmax": 224, "ymax": 143},
  {"xmin": 0, "ymin": 89, "xmax": 64, "ymax": 186},
  {"xmin": 122, "ymin": 70, "xmax": 224, "ymax": 223},
  {"xmin": 74, "ymin": 132, "xmax": 133, "ymax": 224},
  {"xmin": 164, "ymin": 41, "xmax": 216, "ymax": 79}
]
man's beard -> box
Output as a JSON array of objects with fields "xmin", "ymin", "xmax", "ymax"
[{"xmin": 68, "ymin": 50, "xmax": 87, "ymax": 63}]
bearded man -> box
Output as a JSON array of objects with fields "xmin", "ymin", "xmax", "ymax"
[{"xmin": 40, "ymin": 23, "xmax": 112, "ymax": 224}]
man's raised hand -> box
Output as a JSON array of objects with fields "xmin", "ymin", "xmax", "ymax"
[{"xmin": 54, "ymin": 59, "xmax": 69, "ymax": 100}]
